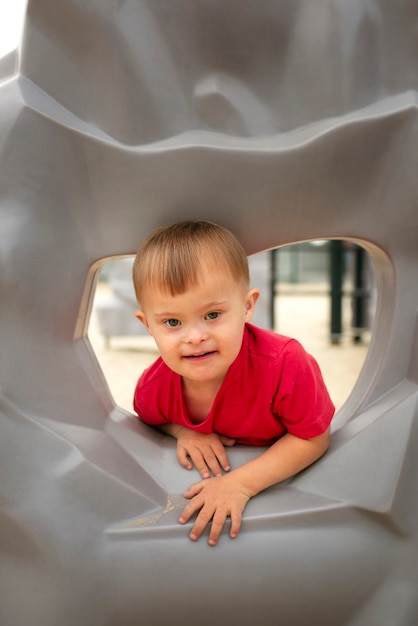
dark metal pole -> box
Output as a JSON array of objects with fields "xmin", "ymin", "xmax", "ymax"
[
  {"xmin": 329, "ymin": 240, "xmax": 344, "ymax": 344},
  {"xmin": 352, "ymin": 245, "xmax": 366, "ymax": 343}
]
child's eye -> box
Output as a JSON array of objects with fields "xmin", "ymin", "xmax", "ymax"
[
  {"xmin": 205, "ymin": 311, "xmax": 220, "ymax": 320},
  {"xmin": 164, "ymin": 319, "xmax": 181, "ymax": 328}
]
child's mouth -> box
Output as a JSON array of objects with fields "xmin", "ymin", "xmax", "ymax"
[{"xmin": 184, "ymin": 351, "xmax": 215, "ymax": 360}]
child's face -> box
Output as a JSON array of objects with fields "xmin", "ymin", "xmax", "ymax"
[{"xmin": 136, "ymin": 264, "xmax": 259, "ymax": 391}]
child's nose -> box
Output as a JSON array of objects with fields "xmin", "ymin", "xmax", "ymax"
[{"xmin": 186, "ymin": 323, "xmax": 207, "ymax": 344}]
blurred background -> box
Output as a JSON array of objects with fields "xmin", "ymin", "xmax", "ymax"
[{"xmin": 89, "ymin": 240, "xmax": 374, "ymax": 413}]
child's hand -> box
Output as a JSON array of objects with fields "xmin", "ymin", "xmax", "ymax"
[
  {"xmin": 174, "ymin": 428, "xmax": 236, "ymax": 479},
  {"xmin": 178, "ymin": 473, "xmax": 251, "ymax": 546}
]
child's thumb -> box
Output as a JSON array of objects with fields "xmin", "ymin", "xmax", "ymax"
[{"xmin": 219, "ymin": 436, "xmax": 236, "ymax": 447}]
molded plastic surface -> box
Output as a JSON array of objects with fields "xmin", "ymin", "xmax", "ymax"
[{"xmin": 1, "ymin": 2, "xmax": 418, "ymax": 625}]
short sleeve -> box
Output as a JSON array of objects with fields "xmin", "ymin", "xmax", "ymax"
[{"xmin": 272, "ymin": 339, "xmax": 334, "ymax": 439}]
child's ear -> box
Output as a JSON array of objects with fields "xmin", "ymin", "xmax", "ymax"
[
  {"xmin": 244, "ymin": 288, "xmax": 260, "ymax": 322},
  {"xmin": 135, "ymin": 310, "xmax": 151, "ymax": 334}
]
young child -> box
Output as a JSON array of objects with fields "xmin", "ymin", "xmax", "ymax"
[{"xmin": 132, "ymin": 221, "xmax": 334, "ymax": 546}]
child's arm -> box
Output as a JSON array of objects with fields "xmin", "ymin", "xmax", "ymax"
[
  {"xmin": 157, "ymin": 424, "xmax": 236, "ymax": 478},
  {"xmin": 178, "ymin": 427, "xmax": 330, "ymax": 546}
]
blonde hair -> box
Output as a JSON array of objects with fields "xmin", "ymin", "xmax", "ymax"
[{"xmin": 133, "ymin": 221, "xmax": 249, "ymax": 305}]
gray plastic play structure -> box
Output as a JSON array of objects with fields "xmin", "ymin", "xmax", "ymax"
[{"xmin": 1, "ymin": 2, "xmax": 418, "ymax": 625}]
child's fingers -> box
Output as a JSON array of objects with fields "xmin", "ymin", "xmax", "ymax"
[
  {"xmin": 183, "ymin": 480, "xmax": 205, "ymax": 500},
  {"xmin": 180, "ymin": 444, "xmax": 226, "ymax": 478},
  {"xmin": 207, "ymin": 504, "xmax": 243, "ymax": 545},
  {"xmin": 189, "ymin": 502, "xmax": 218, "ymax": 543},
  {"xmin": 176, "ymin": 445, "xmax": 194, "ymax": 471},
  {"xmin": 178, "ymin": 486, "xmax": 205, "ymax": 525},
  {"xmin": 179, "ymin": 478, "xmax": 248, "ymax": 545},
  {"xmin": 177, "ymin": 445, "xmax": 211, "ymax": 478},
  {"xmin": 219, "ymin": 435, "xmax": 236, "ymax": 447},
  {"xmin": 209, "ymin": 441, "xmax": 231, "ymax": 473},
  {"xmin": 175, "ymin": 433, "xmax": 233, "ymax": 476},
  {"xmin": 207, "ymin": 508, "xmax": 229, "ymax": 546},
  {"xmin": 229, "ymin": 507, "xmax": 243, "ymax": 540},
  {"xmin": 196, "ymin": 447, "xmax": 224, "ymax": 477}
]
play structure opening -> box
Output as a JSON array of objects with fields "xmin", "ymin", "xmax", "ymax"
[{"xmin": 88, "ymin": 240, "xmax": 375, "ymax": 414}]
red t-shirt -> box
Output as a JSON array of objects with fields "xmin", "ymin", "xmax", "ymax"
[{"xmin": 134, "ymin": 323, "xmax": 334, "ymax": 446}]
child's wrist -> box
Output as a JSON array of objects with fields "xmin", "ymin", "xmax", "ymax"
[
  {"xmin": 172, "ymin": 425, "xmax": 187, "ymax": 439},
  {"xmin": 228, "ymin": 467, "xmax": 262, "ymax": 499}
]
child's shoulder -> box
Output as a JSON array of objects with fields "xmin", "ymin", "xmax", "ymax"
[{"xmin": 245, "ymin": 323, "xmax": 299, "ymax": 357}]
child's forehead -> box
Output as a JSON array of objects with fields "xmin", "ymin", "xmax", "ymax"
[
  {"xmin": 141, "ymin": 263, "xmax": 245, "ymax": 307},
  {"xmin": 194, "ymin": 256, "xmax": 235, "ymax": 276},
  {"xmin": 161, "ymin": 261, "xmax": 238, "ymax": 293}
]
